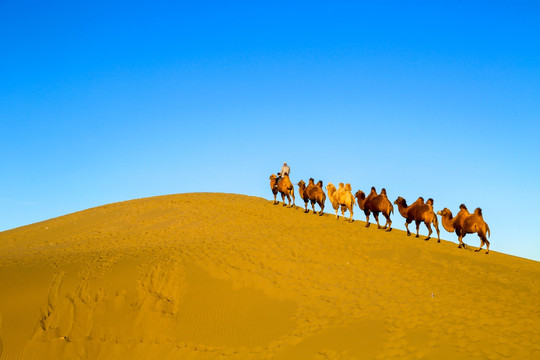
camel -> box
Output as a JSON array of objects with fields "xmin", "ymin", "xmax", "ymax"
[
  {"xmin": 393, "ymin": 196, "xmax": 440, "ymax": 241},
  {"xmin": 297, "ymin": 178, "xmax": 326, "ymax": 215},
  {"xmin": 269, "ymin": 173, "xmax": 295, "ymax": 207},
  {"xmin": 355, "ymin": 187, "xmax": 393, "ymax": 231},
  {"xmin": 326, "ymin": 182, "xmax": 355, "ymax": 222},
  {"xmin": 437, "ymin": 205, "xmax": 491, "ymax": 253}
]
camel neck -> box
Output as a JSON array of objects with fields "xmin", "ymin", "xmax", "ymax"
[
  {"xmin": 396, "ymin": 202, "xmax": 408, "ymax": 218},
  {"xmin": 440, "ymin": 214, "xmax": 455, "ymax": 233},
  {"xmin": 357, "ymin": 196, "xmax": 365, "ymax": 210}
]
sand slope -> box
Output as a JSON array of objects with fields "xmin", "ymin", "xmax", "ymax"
[{"xmin": 0, "ymin": 193, "xmax": 538, "ymax": 359}]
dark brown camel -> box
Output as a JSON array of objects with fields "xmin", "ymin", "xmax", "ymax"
[
  {"xmin": 437, "ymin": 205, "xmax": 491, "ymax": 253},
  {"xmin": 269, "ymin": 173, "xmax": 295, "ymax": 207},
  {"xmin": 355, "ymin": 187, "xmax": 393, "ymax": 231},
  {"xmin": 297, "ymin": 178, "xmax": 326, "ymax": 215},
  {"xmin": 394, "ymin": 196, "xmax": 440, "ymax": 241}
]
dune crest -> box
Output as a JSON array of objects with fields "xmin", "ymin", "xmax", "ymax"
[{"xmin": 0, "ymin": 193, "xmax": 539, "ymax": 359}]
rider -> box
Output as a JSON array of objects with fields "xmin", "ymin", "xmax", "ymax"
[{"xmin": 280, "ymin": 162, "xmax": 290, "ymax": 177}]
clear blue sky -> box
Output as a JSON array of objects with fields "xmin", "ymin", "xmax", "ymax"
[{"xmin": 1, "ymin": 1, "xmax": 539, "ymax": 261}]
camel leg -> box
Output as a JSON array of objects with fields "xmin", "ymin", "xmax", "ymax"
[
  {"xmin": 335, "ymin": 209, "xmax": 339, "ymax": 219},
  {"xmin": 476, "ymin": 233, "xmax": 489, "ymax": 254},
  {"xmin": 318, "ymin": 202, "xmax": 324, "ymax": 216},
  {"xmin": 281, "ymin": 193, "xmax": 286, "ymax": 206},
  {"xmin": 415, "ymin": 220, "xmax": 421, "ymax": 238},
  {"xmin": 433, "ymin": 216, "xmax": 441, "ymax": 242},
  {"xmin": 405, "ymin": 221, "xmax": 411, "ymax": 236},
  {"xmin": 273, "ymin": 194, "xmax": 278, "ymax": 205},
  {"xmin": 374, "ymin": 213, "xmax": 382, "ymax": 229},
  {"xmin": 475, "ymin": 239, "xmax": 484, "ymax": 252},
  {"xmin": 424, "ymin": 222, "xmax": 432, "ymax": 241},
  {"xmin": 381, "ymin": 213, "xmax": 388, "ymax": 229},
  {"xmin": 311, "ymin": 201, "xmax": 317, "ymax": 214},
  {"xmin": 457, "ymin": 232, "xmax": 467, "ymax": 249},
  {"xmin": 384, "ymin": 214, "xmax": 392, "ymax": 232},
  {"xmin": 349, "ymin": 207, "xmax": 353, "ymax": 222},
  {"xmin": 365, "ymin": 212, "xmax": 370, "ymax": 227}
]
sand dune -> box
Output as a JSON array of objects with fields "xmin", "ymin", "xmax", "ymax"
[{"xmin": 0, "ymin": 193, "xmax": 538, "ymax": 359}]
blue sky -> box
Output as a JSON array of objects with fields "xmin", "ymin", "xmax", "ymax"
[{"xmin": 1, "ymin": 1, "xmax": 539, "ymax": 261}]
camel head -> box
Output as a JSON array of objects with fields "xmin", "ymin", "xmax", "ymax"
[
  {"xmin": 437, "ymin": 208, "xmax": 452, "ymax": 217},
  {"xmin": 269, "ymin": 174, "xmax": 277, "ymax": 180},
  {"xmin": 355, "ymin": 190, "xmax": 365, "ymax": 200},
  {"xmin": 297, "ymin": 180, "xmax": 306, "ymax": 188},
  {"xmin": 326, "ymin": 183, "xmax": 336, "ymax": 193},
  {"xmin": 394, "ymin": 196, "xmax": 405, "ymax": 206}
]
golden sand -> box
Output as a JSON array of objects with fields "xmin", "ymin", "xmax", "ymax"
[{"xmin": 0, "ymin": 193, "xmax": 538, "ymax": 359}]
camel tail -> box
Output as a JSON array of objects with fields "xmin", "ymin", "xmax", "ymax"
[{"xmin": 486, "ymin": 223, "xmax": 491, "ymax": 238}]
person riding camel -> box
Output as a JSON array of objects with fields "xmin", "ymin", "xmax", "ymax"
[{"xmin": 274, "ymin": 162, "xmax": 291, "ymax": 190}]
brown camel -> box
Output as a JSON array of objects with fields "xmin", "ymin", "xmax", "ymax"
[
  {"xmin": 393, "ymin": 196, "xmax": 440, "ymax": 241},
  {"xmin": 297, "ymin": 178, "xmax": 326, "ymax": 215},
  {"xmin": 355, "ymin": 187, "xmax": 393, "ymax": 231},
  {"xmin": 437, "ymin": 205, "xmax": 491, "ymax": 253},
  {"xmin": 269, "ymin": 173, "xmax": 295, "ymax": 207},
  {"xmin": 326, "ymin": 182, "xmax": 355, "ymax": 222}
]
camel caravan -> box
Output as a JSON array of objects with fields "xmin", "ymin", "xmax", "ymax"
[{"xmin": 269, "ymin": 166, "xmax": 491, "ymax": 254}]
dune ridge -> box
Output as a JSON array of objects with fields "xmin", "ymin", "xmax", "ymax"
[{"xmin": 0, "ymin": 193, "xmax": 538, "ymax": 359}]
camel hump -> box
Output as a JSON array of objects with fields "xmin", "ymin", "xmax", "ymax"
[
  {"xmin": 317, "ymin": 180, "xmax": 323, "ymax": 187},
  {"xmin": 339, "ymin": 183, "xmax": 345, "ymax": 188},
  {"xmin": 426, "ymin": 198, "xmax": 434, "ymax": 205},
  {"xmin": 371, "ymin": 186, "xmax": 377, "ymax": 193},
  {"xmin": 309, "ymin": 178, "xmax": 315, "ymax": 184},
  {"xmin": 474, "ymin": 208, "xmax": 483, "ymax": 216},
  {"xmin": 460, "ymin": 204, "xmax": 468, "ymax": 210},
  {"xmin": 380, "ymin": 188, "xmax": 387, "ymax": 195},
  {"xmin": 345, "ymin": 183, "xmax": 352, "ymax": 191}
]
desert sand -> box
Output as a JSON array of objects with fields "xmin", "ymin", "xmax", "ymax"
[{"xmin": 0, "ymin": 193, "xmax": 538, "ymax": 359}]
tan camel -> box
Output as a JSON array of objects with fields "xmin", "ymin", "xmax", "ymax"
[
  {"xmin": 393, "ymin": 196, "xmax": 440, "ymax": 241},
  {"xmin": 326, "ymin": 182, "xmax": 355, "ymax": 222},
  {"xmin": 269, "ymin": 174, "xmax": 295, "ymax": 207},
  {"xmin": 355, "ymin": 187, "xmax": 393, "ymax": 231},
  {"xmin": 437, "ymin": 205, "xmax": 491, "ymax": 253},
  {"xmin": 297, "ymin": 178, "xmax": 326, "ymax": 215}
]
